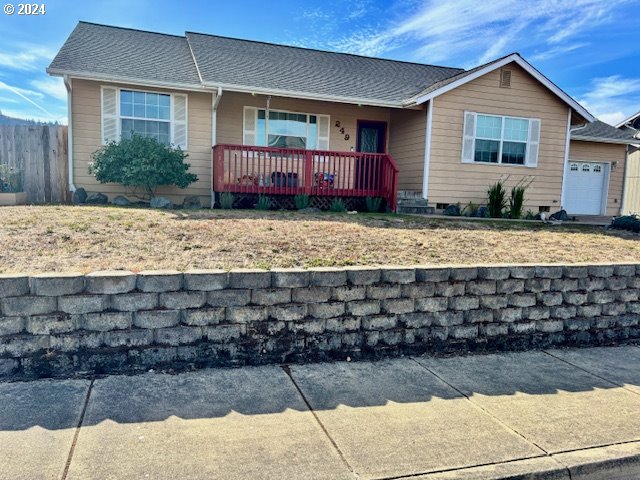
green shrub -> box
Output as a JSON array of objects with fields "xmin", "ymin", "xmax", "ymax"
[
  {"xmin": 256, "ymin": 195, "xmax": 271, "ymax": 210},
  {"xmin": 463, "ymin": 201, "xmax": 479, "ymax": 217},
  {"xmin": 294, "ymin": 194, "xmax": 310, "ymax": 210},
  {"xmin": 487, "ymin": 181, "xmax": 507, "ymax": 218},
  {"xmin": 365, "ymin": 196, "xmax": 383, "ymax": 213},
  {"xmin": 220, "ymin": 192, "xmax": 234, "ymax": 209},
  {"xmin": 523, "ymin": 209, "xmax": 536, "ymax": 220},
  {"xmin": 610, "ymin": 215, "xmax": 640, "ymax": 232},
  {"xmin": 90, "ymin": 134, "xmax": 197, "ymax": 199},
  {"xmin": 329, "ymin": 198, "xmax": 346, "ymax": 212},
  {"xmin": 508, "ymin": 186, "xmax": 527, "ymax": 219}
]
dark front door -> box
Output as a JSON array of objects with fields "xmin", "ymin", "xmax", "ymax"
[{"xmin": 356, "ymin": 121, "xmax": 386, "ymax": 188}]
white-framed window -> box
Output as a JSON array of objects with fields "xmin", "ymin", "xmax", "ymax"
[
  {"xmin": 461, "ymin": 111, "xmax": 541, "ymax": 167},
  {"xmin": 243, "ymin": 106, "xmax": 330, "ymax": 150},
  {"xmin": 101, "ymin": 86, "xmax": 188, "ymax": 149}
]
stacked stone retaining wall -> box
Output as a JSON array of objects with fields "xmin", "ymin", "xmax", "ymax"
[{"xmin": 1, "ymin": 264, "xmax": 639, "ymax": 379}]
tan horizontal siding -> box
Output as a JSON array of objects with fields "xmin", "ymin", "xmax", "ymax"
[
  {"xmin": 216, "ymin": 91, "xmax": 390, "ymax": 153},
  {"xmin": 71, "ymin": 78, "xmax": 213, "ymax": 204},
  {"xmin": 388, "ymin": 108, "xmax": 426, "ymax": 192},
  {"xmin": 428, "ymin": 62, "xmax": 569, "ymax": 212},
  {"xmin": 569, "ymin": 140, "xmax": 627, "ymax": 216}
]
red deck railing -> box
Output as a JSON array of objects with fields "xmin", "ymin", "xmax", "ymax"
[{"xmin": 212, "ymin": 144, "xmax": 399, "ymax": 211}]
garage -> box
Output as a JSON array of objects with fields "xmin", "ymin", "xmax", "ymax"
[{"xmin": 563, "ymin": 161, "xmax": 607, "ymax": 215}]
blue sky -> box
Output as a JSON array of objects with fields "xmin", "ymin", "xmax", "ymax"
[{"xmin": 0, "ymin": 0, "xmax": 639, "ymax": 125}]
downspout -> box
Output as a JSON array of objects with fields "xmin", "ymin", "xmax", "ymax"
[
  {"xmin": 63, "ymin": 75, "xmax": 75, "ymax": 193},
  {"xmin": 210, "ymin": 87, "xmax": 223, "ymax": 208}
]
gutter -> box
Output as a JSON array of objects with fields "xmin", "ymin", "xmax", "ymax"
[
  {"xmin": 570, "ymin": 135, "xmax": 640, "ymax": 146},
  {"xmin": 63, "ymin": 74, "xmax": 75, "ymax": 193}
]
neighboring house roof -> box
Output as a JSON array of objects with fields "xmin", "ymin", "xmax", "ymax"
[
  {"xmin": 571, "ymin": 120, "xmax": 639, "ymax": 145},
  {"xmin": 616, "ymin": 111, "xmax": 640, "ymax": 133},
  {"xmin": 48, "ymin": 21, "xmax": 593, "ymax": 119},
  {"xmin": 48, "ymin": 22, "xmax": 202, "ymax": 89}
]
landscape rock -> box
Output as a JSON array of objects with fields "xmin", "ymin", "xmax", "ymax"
[
  {"xmin": 474, "ymin": 206, "xmax": 489, "ymax": 218},
  {"xmin": 443, "ymin": 204, "xmax": 461, "ymax": 216},
  {"xmin": 182, "ymin": 196, "xmax": 202, "ymax": 209},
  {"xmin": 85, "ymin": 192, "xmax": 108, "ymax": 205},
  {"xmin": 72, "ymin": 187, "xmax": 87, "ymax": 204},
  {"xmin": 549, "ymin": 209, "xmax": 569, "ymax": 221},
  {"xmin": 112, "ymin": 195, "xmax": 131, "ymax": 206},
  {"xmin": 150, "ymin": 196, "xmax": 173, "ymax": 209}
]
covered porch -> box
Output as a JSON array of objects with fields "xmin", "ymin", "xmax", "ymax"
[{"xmin": 212, "ymin": 144, "xmax": 399, "ymax": 210}]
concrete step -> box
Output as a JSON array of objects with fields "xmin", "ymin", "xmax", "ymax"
[{"xmin": 397, "ymin": 205, "xmax": 435, "ymax": 215}]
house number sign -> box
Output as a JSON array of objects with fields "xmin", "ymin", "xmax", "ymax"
[{"xmin": 334, "ymin": 120, "xmax": 350, "ymax": 141}]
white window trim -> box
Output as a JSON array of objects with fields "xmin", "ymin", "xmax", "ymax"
[
  {"xmin": 103, "ymin": 85, "xmax": 188, "ymax": 149},
  {"xmin": 250, "ymin": 106, "xmax": 329, "ymax": 150},
  {"xmin": 471, "ymin": 112, "xmax": 540, "ymax": 167}
]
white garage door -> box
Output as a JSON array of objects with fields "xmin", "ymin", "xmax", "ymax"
[{"xmin": 564, "ymin": 162, "xmax": 606, "ymax": 215}]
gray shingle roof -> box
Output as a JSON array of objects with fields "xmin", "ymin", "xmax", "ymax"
[
  {"xmin": 48, "ymin": 22, "xmax": 201, "ymax": 87},
  {"xmin": 571, "ymin": 120, "xmax": 638, "ymax": 144},
  {"xmin": 48, "ymin": 22, "xmax": 463, "ymax": 105},
  {"xmin": 185, "ymin": 32, "xmax": 463, "ymax": 104}
]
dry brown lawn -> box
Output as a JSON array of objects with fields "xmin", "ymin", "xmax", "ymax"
[{"xmin": 0, "ymin": 205, "xmax": 638, "ymax": 274}]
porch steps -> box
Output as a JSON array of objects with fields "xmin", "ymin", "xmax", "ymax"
[{"xmin": 396, "ymin": 197, "xmax": 435, "ymax": 215}]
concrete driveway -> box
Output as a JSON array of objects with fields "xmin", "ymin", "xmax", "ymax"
[{"xmin": 1, "ymin": 346, "xmax": 639, "ymax": 480}]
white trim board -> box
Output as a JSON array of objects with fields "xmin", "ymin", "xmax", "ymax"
[
  {"xmin": 570, "ymin": 135, "xmax": 640, "ymax": 146},
  {"xmin": 412, "ymin": 53, "xmax": 595, "ymax": 123},
  {"xmin": 422, "ymin": 99, "xmax": 434, "ymax": 200},
  {"xmin": 560, "ymin": 107, "xmax": 572, "ymax": 209}
]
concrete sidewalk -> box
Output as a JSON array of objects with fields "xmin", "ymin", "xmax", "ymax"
[{"xmin": 1, "ymin": 346, "xmax": 640, "ymax": 480}]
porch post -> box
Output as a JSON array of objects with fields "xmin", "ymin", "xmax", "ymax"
[{"xmin": 304, "ymin": 150, "xmax": 313, "ymax": 194}]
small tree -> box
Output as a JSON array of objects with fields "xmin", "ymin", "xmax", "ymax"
[{"xmin": 90, "ymin": 134, "xmax": 198, "ymax": 199}]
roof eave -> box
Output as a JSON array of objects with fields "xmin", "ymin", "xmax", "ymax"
[
  {"xmin": 200, "ymin": 81, "xmax": 408, "ymax": 109},
  {"xmin": 47, "ymin": 68, "xmax": 206, "ymax": 92},
  {"xmin": 411, "ymin": 53, "xmax": 596, "ymax": 123},
  {"xmin": 571, "ymin": 134, "xmax": 640, "ymax": 146}
]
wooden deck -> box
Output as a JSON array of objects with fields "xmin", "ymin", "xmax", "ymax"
[{"xmin": 212, "ymin": 144, "xmax": 399, "ymax": 210}]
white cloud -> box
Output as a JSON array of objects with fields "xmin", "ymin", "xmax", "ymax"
[
  {"xmin": 0, "ymin": 46, "xmax": 56, "ymax": 71},
  {"xmin": 530, "ymin": 43, "xmax": 589, "ymax": 62},
  {"xmin": 327, "ymin": 0, "xmax": 626, "ymax": 65},
  {"xmin": 31, "ymin": 77, "xmax": 67, "ymax": 101},
  {"xmin": 578, "ymin": 76, "xmax": 640, "ymax": 125}
]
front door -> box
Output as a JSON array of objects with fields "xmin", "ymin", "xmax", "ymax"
[{"xmin": 356, "ymin": 121, "xmax": 386, "ymax": 188}]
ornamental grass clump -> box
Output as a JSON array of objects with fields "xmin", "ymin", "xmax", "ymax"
[{"xmin": 487, "ymin": 181, "xmax": 507, "ymax": 218}]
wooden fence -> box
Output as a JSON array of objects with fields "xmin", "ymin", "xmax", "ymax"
[{"xmin": 0, "ymin": 125, "xmax": 69, "ymax": 203}]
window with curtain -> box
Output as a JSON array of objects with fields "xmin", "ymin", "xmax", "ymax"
[{"xmin": 254, "ymin": 109, "xmax": 318, "ymax": 148}]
